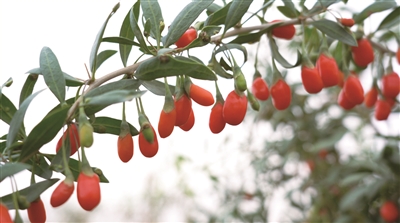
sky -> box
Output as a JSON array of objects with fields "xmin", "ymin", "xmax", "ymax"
[{"xmin": 1, "ymin": 0, "xmax": 399, "ymax": 222}]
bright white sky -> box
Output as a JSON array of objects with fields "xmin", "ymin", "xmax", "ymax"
[{"xmin": 1, "ymin": 0, "xmax": 399, "ymax": 222}]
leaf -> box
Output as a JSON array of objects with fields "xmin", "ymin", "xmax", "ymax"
[
  {"xmin": 102, "ymin": 37, "xmax": 140, "ymax": 46},
  {"xmin": 209, "ymin": 53, "xmax": 233, "ymax": 79},
  {"xmin": 25, "ymin": 155, "xmax": 53, "ymax": 180},
  {"xmin": 0, "ymin": 163, "xmax": 31, "ymax": 182},
  {"xmin": 135, "ymin": 55, "xmax": 217, "ymax": 81},
  {"xmin": 162, "ymin": 0, "xmax": 214, "ymax": 47},
  {"xmin": 85, "ymin": 89, "xmax": 146, "ymax": 107},
  {"xmin": 277, "ymin": 6, "xmax": 298, "ymax": 19},
  {"xmin": 377, "ymin": 6, "xmax": 400, "ymax": 30},
  {"xmin": 1, "ymin": 178, "xmax": 59, "ymax": 209},
  {"xmin": 140, "ymin": 0, "xmax": 163, "ymax": 46},
  {"xmin": 6, "ymin": 90, "xmax": 44, "ymax": 149},
  {"xmin": 57, "ymin": 156, "xmax": 109, "ymax": 183},
  {"xmin": 311, "ymin": 19, "xmax": 357, "ymax": 46},
  {"xmin": 89, "ymin": 2, "xmax": 120, "ymax": 75},
  {"xmin": 19, "ymin": 105, "xmax": 70, "ymax": 162},
  {"xmin": 85, "ymin": 79, "xmax": 142, "ymax": 98},
  {"xmin": 206, "ymin": 3, "xmax": 222, "ymax": 14},
  {"xmin": 229, "ymin": 31, "xmax": 264, "ymax": 44},
  {"xmin": 26, "ymin": 68, "xmax": 83, "ymax": 87},
  {"xmin": 339, "ymin": 181, "xmax": 384, "ymax": 211},
  {"xmin": 205, "ymin": 2, "xmax": 232, "ymax": 26},
  {"xmin": 281, "ymin": 1, "xmax": 299, "ymax": 18},
  {"xmin": 307, "ymin": 0, "xmax": 341, "ymax": 15},
  {"xmin": 40, "ymin": 47, "xmax": 66, "ymax": 103},
  {"xmin": 130, "ymin": 3, "xmax": 152, "ymax": 54},
  {"xmin": 119, "ymin": 7, "xmax": 135, "ymax": 67},
  {"xmin": 215, "ymin": 43, "xmax": 248, "ymax": 63},
  {"xmin": 339, "ymin": 173, "xmax": 370, "ymax": 187},
  {"xmin": 92, "ymin": 117, "xmax": 139, "ymax": 136},
  {"xmin": 0, "ymin": 94, "xmax": 17, "ymax": 125},
  {"xmin": 354, "ymin": 1, "xmax": 397, "ymax": 24},
  {"xmin": 311, "ymin": 128, "xmax": 347, "ymax": 152},
  {"xmin": 142, "ymin": 80, "xmax": 175, "ymax": 96},
  {"xmin": 49, "ymin": 143, "xmax": 71, "ymax": 173},
  {"xmin": 19, "ymin": 74, "xmax": 38, "ymax": 106},
  {"xmin": 223, "ymin": 0, "xmax": 253, "ymax": 35},
  {"xmin": 96, "ymin": 50, "xmax": 117, "ymax": 71},
  {"xmin": 269, "ymin": 36, "xmax": 302, "ymax": 68}
]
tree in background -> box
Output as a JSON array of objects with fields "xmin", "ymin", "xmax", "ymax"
[{"xmin": 0, "ymin": 0, "xmax": 399, "ymax": 222}]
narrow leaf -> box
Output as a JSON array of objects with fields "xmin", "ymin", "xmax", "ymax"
[
  {"xmin": 140, "ymin": 0, "xmax": 163, "ymax": 46},
  {"xmin": 0, "ymin": 94, "xmax": 17, "ymax": 125},
  {"xmin": 85, "ymin": 89, "xmax": 146, "ymax": 106},
  {"xmin": 354, "ymin": 1, "xmax": 397, "ymax": 24},
  {"xmin": 85, "ymin": 79, "xmax": 141, "ymax": 98},
  {"xmin": 282, "ymin": 0, "xmax": 299, "ymax": 18},
  {"xmin": 377, "ymin": 6, "xmax": 400, "ymax": 30},
  {"xmin": 223, "ymin": 0, "xmax": 253, "ymax": 35},
  {"xmin": 311, "ymin": 19, "xmax": 357, "ymax": 46},
  {"xmin": 269, "ymin": 36, "xmax": 302, "ymax": 68},
  {"xmin": 95, "ymin": 50, "xmax": 117, "ymax": 71},
  {"xmin": 215, "ymin": 43, "xmax": 248, "ymax": 64},
  {"xmin": 40, "ymin": 47, "xmax": 66, "ymax": 103},
  {"xmin": 130, "ymin": 4, "xmax": 152, "ymax": 54},
  {"xmin": 142, "ymin": 80, "xmax": 175, "ymax": 96},
  {"xmin": 205, "ymin": 2, "xmax": 232, "ymax": 26},
  {"xmin": 102, "ymin": 37, "xmax": 140, "ymax": 46},
  {"xmin": 162, "ymin": 0, "xmax": 214, "ymax": 47},
  {"xmin": 26, "ymin": 68, "xmax": 83, "ymax": 87},
  {"xmin": 0, "ymin": 163, "xmax": 31, "ymax": 182},
  {"xmin": 19, "ymin": 74, "xmax": 38, "ymax": 106},
  {"xmin": 25, "ymin": 156, "xmax": 53, "ymax": 179},
  {"xmin": 209, "ymin": 53, "xmax": 233, "ymax": 79},
  {"xmin": 92, "ymin": 117, "xmax": 139, "ymax": 136},
  {"xmin": 120, "ymin": 7, "xmax": 135, "ymax": 67},
  {"xmin": 307, "ymin": 0, "xmax": 340, "ymax": 15}
]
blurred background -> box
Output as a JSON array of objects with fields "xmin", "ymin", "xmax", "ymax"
[{"xmin": 0, "ymin": 0, "xmax": 399, "ymax": 222}]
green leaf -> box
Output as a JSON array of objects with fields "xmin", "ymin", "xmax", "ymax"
[
  {"xmin": 85, "ymin": 89, "xmax": 146, "ymax": 107},
  {"xmin": 142, "ymin": 80, "xmax": 175, "ymax": 96},
  {"xmin": 26, "ymin": 156, "xmax": 53, "ymax": 180},
  {"xmin": 205, "ymin": 2, "xmax": 232, "ymax": 26},
  {"xmin": 19, "ymin": 74, "xmax": 38, "ymax": 106},
  {"xmin": 40, "ymin": 46, "xmax": 66, "ymax": 103},
  {"xmin": 19, "ymin": 105, "xmax": 70, "ymax": 162},
  {"xmin": 135, "ymin": 55, "xmax": 217, "ymax": 81},
  {"xmin": 281, "ymin": 1, "xmax": 299, "ymax": 18},
  {"xmin": 229, "ymin": 31, "xmax": 264, "ymax": 44},
  {"xmin": 6, "ymin": 90, "xmax": 44, "ymax": 149},
  {"xmin": 206, "ymin": 3, "xmax": 222, "ymax": 14},
  {"xmin": 354, "ymin": 1, "xmax": 397, "ymax": 24},
  {"xmin": 162, "ymin": 0, "xmax": 214, "ymax": 47},
  {"xmin": 102, "ymin": 37, "xmax": 140, "ymax": 47},
  {"xmin": 48, "ymin": 143, "xmax": 71, "ymax": 173},
  {"xmin": 311, "ymin": 19, "xmax": 357, "ymax": 46},
  {"xmin": 92, "ymin": 117, "xmax": 139, "ymax": 136},
  {"xmin": 215, "ymin": 43, "xmax": 248, "ymax": 64},
  {"xmin": 269, "ymin": 36, "xmax": 302, "ymax": 68},
  {"xmin": 209, "ymin": 53, "xmax": 233, "ymax": 79},
  {"xmin": 311, "ymin": 127, "xmax": 347, "ymax": 152},
  {"xmin": 307, "ymin": 0, "xmax": 341, "ymax": 15},
  {"xmin": 89, "ymin": 2, "xmax": 120, "ymax": 75},
  {"xmin": 119, "ymin": 7, "xmax": 135, "ymax": 67},
  {"xmin": 140, "ymin": 0, "xmax": 163, "ymax": 46},
  {"xmin": 277, "ymin": 6, "xmax": 298, "ymax": 19},
  {"xmin": 130, "ymin": 3, "xmax": 152, "ymax": 54},
  {"xmin": 339, "ymin": 173, "xmax": 370, "ymax": 187},
  {"xmin": 26, "ymin": 68, "xmax": 83, "ymax": 87},
  {"xmin": 377, "ymin": 6, "xmax": 400, "ymax": 30},
  {"xmin": 0, "ymin": 163, "xmax": 31, "ymax": 182},
  {"xmin": 96, "ymin": 50, "xmax": 117, "ymax": 71},
  {"xmin": 85, "ymin": 79, "xmax": 141, "ymax": 98},
  {"xmin": 223, "ymin": 0, "xmax": 253, "ymax": 35},
  {"xmin": 1, "ymin": 178, "xmax": 59, "ymax": 209},
  {"xmin": 0, "ymin": 94, "xmax": 18, "ymax": 125}
]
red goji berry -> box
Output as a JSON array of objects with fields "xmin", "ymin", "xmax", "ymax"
[
  {"xmin": 343, "ymin": 75, "xmax": 364, "ymax": 105},
  {"xmin": 174, "ymin": 95, "xmax": 192, "ymax": 126},
  {"xmin": 77, "ymin": 172, "xmax": 101, "ymax": 211},
  {"xmin": 318, "ymin": 149, "xmax": 329, "ymax": 159},
  {"xmin": 209, "ymin": 102, "xmax": 226, "ymax": 134},
  {"xmin": 0, "ymin": 202, "xmax": 13, "ymax": 223},
  {"xmin": 339, "ymin": 18, "xmax": 355, "ymax": 27},
  {"xmin": 364, "ymin": 87, "xmax": 378, "ymax": 108},
  {"xmin": 56, "ymin": 123, "xmax": 80, "ymax": 156},
  {"xmin": 117, "ymin": 133, "xmax": 134, "ymax": 163},
  {"xmin": 189, "ymin": 83, "xmax": 214, "ymax": 106},
  {"xmin": 223, "ymin": 90, "xmax": 248, "ymax": 125},
  {"xmin": 337, "ymin": 89, "xmax": 356, "ymax": 110},
  {"xmin": 397, "ymin": 47, "xmax": 400, "ymax": 64},
  {"xmin": 375, "ymin": 99, "xmax": 392, "ymax": 121},
  {"xmin": 380, "ymin": 201, "xmax": 399, "ymax": 223},
  {"xmin": 316, "ymin": 53, "xmax": 340, "ymax": 87},
  {"xmin": 251, "ymin": 77, "xmax": 270, "ymax": 100},
  {"xmin": 179, "ymin": 108, "xmax": 195, "ymax": 131},
  {"xmin": 351, "ymin": 38, "xmax": 374, "ymax": 67},
  {"xmin": 27, "ymin": 198, "xmax": 46, "ymax": 223},
  {"xmin": 139, "ymin": 126, "xmax": 158, "ymax": 158},
  {"xmin": 301, "ymin": 65, "xmax": 323, "ymax": 94},
  {"xmin": 382, "ymin": 72, "xmax": 400, "ymax": 99},
  {"xmin": 158, "ymin": 109, "xmax": 176, "ymax": 138},
  {"xmin": 271, "ymin": 20, "xmax": 296, "ymax": 40},
  {"xmin": 175, "ymin": 27, "xmax": 197, "ymax": 48},
  {"xmin": 271, "ymin": 79, "xmax": 292, "ymax": 110},
  {"xmin": 50, "ymin": 180, "xmax": 75, "ymax": 208}
]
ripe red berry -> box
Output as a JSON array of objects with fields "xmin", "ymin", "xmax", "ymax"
[
  {"xmin": 337, "ymin": 89, "xmax": 356, "ymax": 110},
  {"xmin": 271, "ymin": 20, "xmax": 296, "ymax": 40},
  {"xmin": 209, "ymin": 102, "xmax": 226, "ymax": 134},
  {"xmin": 138, "ymin": 126, "xmax": 158, "ymax": 158},
  {"xmin": 117, "ymin": 133, "xmax": 134, "ymax": 163},
  {"xmin": 375, "ymin": 99, "xmax": 392, "ymax": 121},
  {"xmin": 27, "ymin": 198, "xmax": 46, "ymax": 223},
  {"xmin": 223, "ymin": 90, "xmax": 248, "ymax": 125},
  {"xmin": 175, "ymin": 27, "xmax": 197, "ymax": 48},
  {"xmin": 179, "ymin": 108, "xmax": 195, "ymax": 131},
  {"xmin": 0, "ymin": 202, "xmax": 13, "ymax": 223},
  {"xmin": 339, "ymin": 18, "xmax": 355, "ymax": 27},
  {"xmin": 271, "ymin": 79, "xmax": 291, "ymax": 110},
  {"xmin": 364, "ymin": 87, "xmax": 378, "ymax": 108},
  {"xmin": 189, "ymin": 83, "xmax": 214, "ymax": 106},
  {"xmin": 56, "ymin": 123, "xmax": 80, "ymax": 156},
  {"xmin": 301, "ymin": 65, "xmax": 323, "ymax": 94},
  {"xmin": 382, "ymin": 72, "xmax": 400, "ymax": 99},
  {"xmin": 77, "ymin": 172, "xmax": 101, "ymax": 211},
  {"xmin": 174, "ymin": 95, "xmax": 192, "ymax": 126},
  {"xmin": 158, "ymin": 108, "xmax": 176, "ymax": 138},
  {"xmin": 397, "ymin": 47, "xmax": 400, "ymax": 65},
  {"xmin": 343, "ymin": 75, "xmax": 364, "ymax": 105},
  {"xmin": 316, "ymin": 53, "xmax": 340, "ymax": 87},
  {"xmin": 351, "ymin": 38, "xmax": 374, "ymax": 67},
  {"xmin": 318, "ymin": 149, "xmax": 329, "ymax": 159},
  {"xmin": 50, "ymin": 180, "xmax": 75, "ymax": 208},
  {"xmin": 251, "ymin": 77, "xmax": 270, "ymax": 100},
  {"xmin": 380, "ymin": 201, "xmax": 399, "ymax": 222}
]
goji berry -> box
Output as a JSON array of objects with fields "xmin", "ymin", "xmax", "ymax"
[
  {"xmin": 380, "ymin": 201, "xmax": 399, "ymax": 222},
  {"xmin": 79, "ymin": 122, "xmax": 94, "ymax": 148},
  {"xmin": 382, "ymin": 72, "xmax": 400, "ymax": 99},
  {"xmin": 0, "ymin": 202, "xmax": 13, "ymax": 223},
  {"xmin": 139, "ymin": 126, "xmax": 158, "ymax": 158},
  {"xmin": 375, "ymin": 99, "xmax": 392, "ymax": 121},
  {"xmin": 223, "ymin": 90, "xmax": 248, "ymax": 125},
  {"xmin": 316, "ymin": 53, "xmax": 340, "ymax": 87},
  {"xmin": 251, "ymin": 77, "xmax": 270, "ymax": 100},
  {"xmin": 337, "ymin": 89, "xmax": 356, "ymax": 110},
  {"xmin": 339, "ymin": 18, "xmax": 355, "ymax": 27},
  {"xmin": 364, "ymin": 87, "xmax": 378, "ymax": 108},
  {"xmin": 397, "ymin": 47, "xmax": 400, "ymax": 64},
  {"xmin": 27, "ymin": 198, "xmax": 46, "ymax": 223},
  {"xmin": 301, "ymin": 65, "xmax": 323, "ymax": 94},
  {"xmin": 117, "ymin": 133, "xmax": 134, "ymax": 163},
  {"xmin": 189, "ymin": 83, "xmax": 214, "ymax": 106},
  {"xmin": 50, "ymin": 180, "xmax": 75, "ymax": 208},
  {"xmin": 209, "ymin": 102, "xmax": 226, "ymax": 134},
  {"xmin": 271, "ymin": 79, "xmax": 292, "ymax": 110},
  {"xmin": 179, "ymin": 108, "xmax": 195, "ymax": 131},
  {"xmin": 318, "ymin": 149, "xmax": 329, "ymax": 159},
  {"xmin": 351, "ymin": 38, "xmax": 374, "ymax": 67},
  {"xmin": 175, "ymin": 27, "xmax": 197, "ymax": 48},
  {"xmin": 343, "ymin": 75, "xmax": 364, "ymax": 105},
  {"xmin": 271, "ymin": 20, "xmax": 296, "ymax": 40},
  {"xmin": 56, "ymin": 123, "xmax": 80, "ymax": 156},
  {"xmin": 174, "ymin": 94, "xmax": 192, "ymax": 126},
  {"xmin": 77, "ymin": 172, "xmax": 101, "ymax": 211},
  {"xmin": 158, "ymin": 109, "xmax": 176, "ymax": 138}
]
